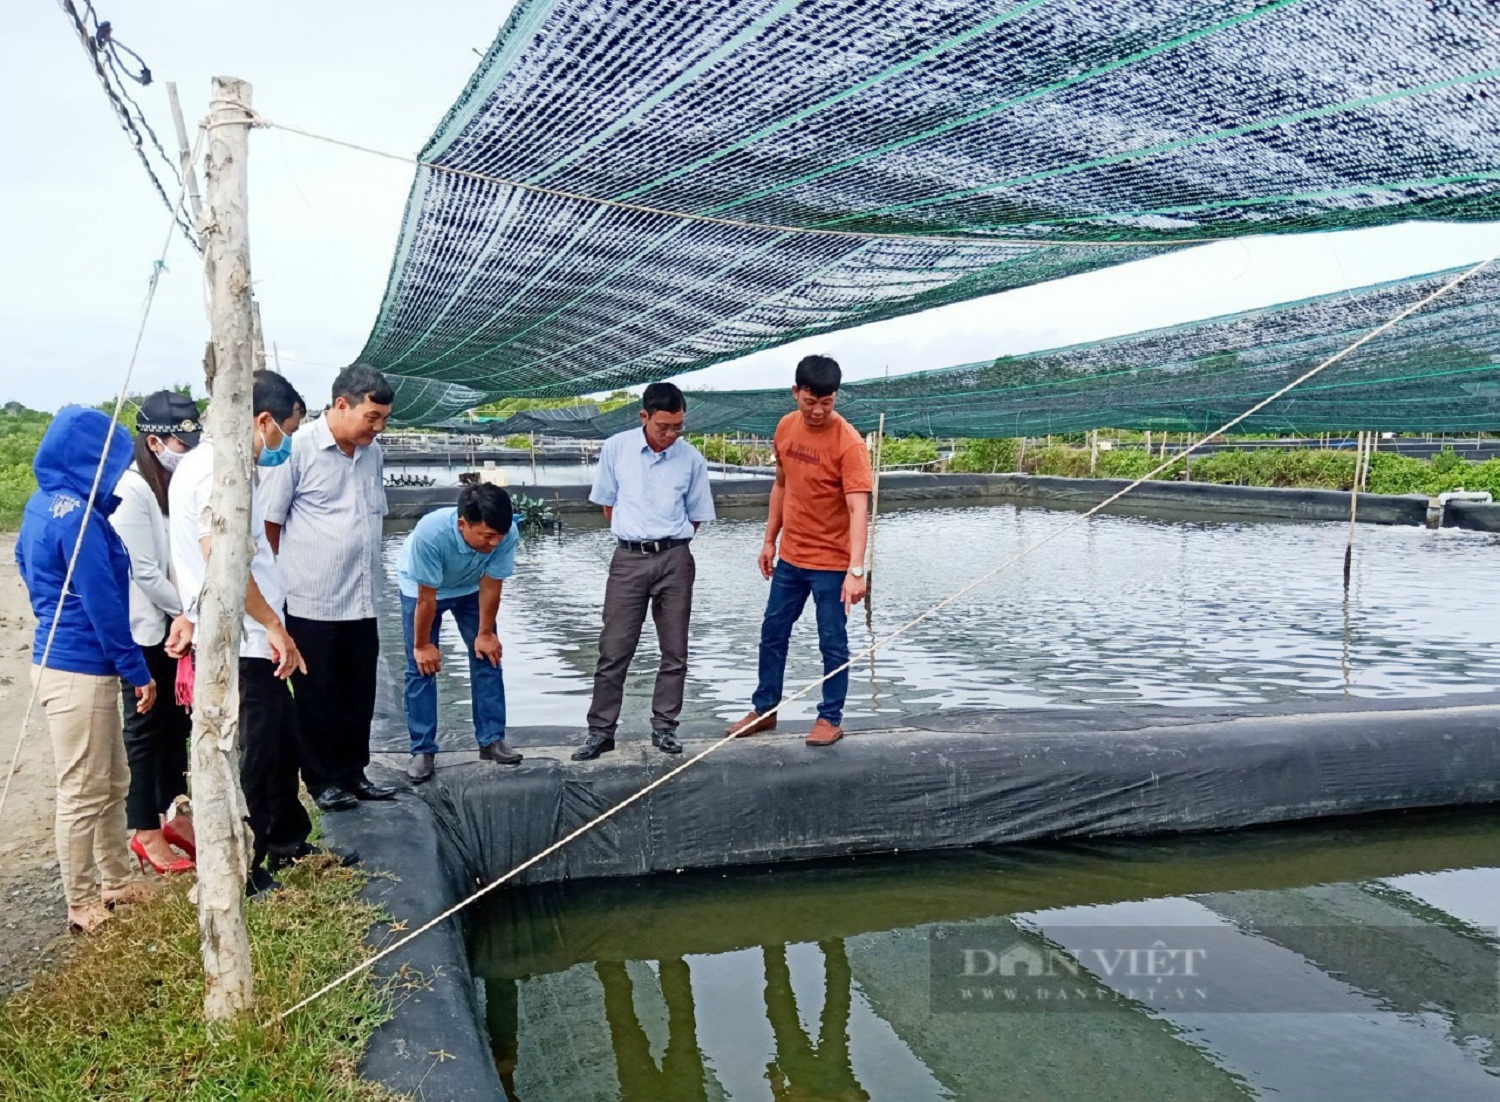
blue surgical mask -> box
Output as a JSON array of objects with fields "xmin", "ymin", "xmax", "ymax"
[{"xmin": 256, "ymin": 425, "xmax": 292, "ymax": 468}]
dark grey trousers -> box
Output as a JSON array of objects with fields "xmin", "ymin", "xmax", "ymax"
[{"xmin": 587, "ymin": 544, "xmax": 695, "ymax": 737}]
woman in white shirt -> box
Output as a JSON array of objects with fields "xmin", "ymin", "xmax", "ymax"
[{"xmin": 110, "ymin": 391, "xmax": 199, "ymax": 874}]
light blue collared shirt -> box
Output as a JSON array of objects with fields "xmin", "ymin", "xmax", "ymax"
[
  {"xmin": 396, "ymin": 507, "xmax": 519, "ymax": 600},
  {"xmin": 590, "ymin": 428, "xmax": 715, "ymax": 541}
]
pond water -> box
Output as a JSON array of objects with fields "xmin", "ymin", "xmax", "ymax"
[
  {"xmin": 467, "ymin": 807, "xmax": 1500, "ymax": 1101},
  {"xmin": 371, "ymin": 501, "xmax": 1500, "ymax": 749}
]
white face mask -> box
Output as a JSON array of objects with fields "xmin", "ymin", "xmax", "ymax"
[{"xmin": 155, "ymin": 444, "xmax": 186, "ymax": 472}]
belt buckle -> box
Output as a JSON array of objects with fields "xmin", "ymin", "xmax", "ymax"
[{"xmin": 644, "ymin": 539, "xmax": 661, "ymax": 554}]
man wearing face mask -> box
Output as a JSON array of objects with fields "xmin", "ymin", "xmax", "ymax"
[
  {"xmin": 261, "ymin": 364, "xmax": 396, "ymax": 813},
  {"xmin": 170, "ymin": 370, "xmax": 319, "ymax": 894}
]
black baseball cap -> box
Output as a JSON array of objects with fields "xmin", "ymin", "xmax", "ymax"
[{"xmin": 136, "ymin": 390, "xmax": 203, "ymax": 447}]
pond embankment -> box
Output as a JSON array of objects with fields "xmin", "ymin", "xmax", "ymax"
[
  {"xmin": 331, "ymin": 694, "xmax": 1500, "ymax": 1100},
  {"xmin": 387, "ymin": 471, "xmax": 1500, "ymax": 529}
]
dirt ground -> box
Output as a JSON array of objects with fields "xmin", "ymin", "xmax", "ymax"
[{"xmin": 0, "ymin": 533, "xmax": 71, "ymax": 997}]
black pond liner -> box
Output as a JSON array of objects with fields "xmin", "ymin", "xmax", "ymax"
[
  {"xmin": 387, "ymin": 473, "xmax": 1440, "ymax": 524},
  {"xmin": 321, "ymin": 695, "xmax": 1500, "ymax": 1099}
]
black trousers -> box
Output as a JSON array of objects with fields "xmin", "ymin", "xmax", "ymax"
[
  {"xmin": 119, "ymin": 636, "xmax": 191, "ymax": 831},
  {"xmin": 240, "ymin": 657, "xmax": 312, "ymax": 868},
  {"xmin": 286, "ymin": 616, "xmax": 379, "ymax": 793}
]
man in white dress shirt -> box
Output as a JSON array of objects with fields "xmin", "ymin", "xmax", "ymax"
[{"xmin": 261, "ymin": 364, "xmax": 396, "ymax": 812}]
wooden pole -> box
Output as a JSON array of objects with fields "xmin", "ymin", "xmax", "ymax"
[
  {"xmin": 1089, "ymin": 428, "xmax": 1098, "ymax": 475},
  {"xmin": 1343, "ymin": 431, "xmax": 1368, "ymax": 591},
  {"xmin": 529, "ymin": 431, "xmax": 537, "ymax": 485},
  {"xmin": 195, "ymin": 75, "xmax": 258, "ymax": 1021},
  {"xmin": 864, "ymin": 414, "xmax": 885, "ymax": 614},
  {"xmin": 166, "ymin": 81, "xmax": 204, "ymax": 225}
]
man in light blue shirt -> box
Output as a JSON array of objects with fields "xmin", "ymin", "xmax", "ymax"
[
  {"xmin": 573, "ymin": 383, "xmax": 715, "ymax": 761},
  {"xmin": 397, "ymin": 484, "xmax": 522, "ymax": 782}
]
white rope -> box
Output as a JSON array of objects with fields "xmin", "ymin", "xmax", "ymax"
[
  {"xmin": 271, "ymin": 255, "xmax": 1491, "ymax": 1026},
  {"xmin": 0, "ymin": 126, "xmax": 204, "ymax": 825},
  {"xmin": 263, "ymin": 117, "xmax": 1218, "ymax": 249}
]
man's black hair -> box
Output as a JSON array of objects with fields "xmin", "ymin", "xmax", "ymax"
[
  {"xmin": 332, "ymin": 363, "xmax": 394, "ymax": 407},
  {"xmin": 253, "ymin": 369, "xmax": 306, "ymax": 422},
  {"xmin": 457, "ymin": 483, "xmax": 514, "ymax": 535},
  {"xmin": 642, "ymin": 381, "xmax": 686, "ymax": 415},
  {"xmin": 794, "ymin": 354, "xmax": 841, "ymax": 397}
]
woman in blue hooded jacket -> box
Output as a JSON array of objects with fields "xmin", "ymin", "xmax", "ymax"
[{"xmin": 15, "ymin": 407, "xmax": 158, "ymax": 933}]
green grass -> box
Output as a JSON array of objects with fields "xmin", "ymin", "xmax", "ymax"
[{"xmin": 0, "ymin": 859, "xmax": 402, "ymax": 1101}]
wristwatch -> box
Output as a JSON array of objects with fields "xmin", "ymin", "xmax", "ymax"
[{"xmin": 847, "ymin": 565, "xmax": 865, "ymax": 578}]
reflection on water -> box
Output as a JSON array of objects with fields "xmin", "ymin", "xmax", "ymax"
[
  {"xmin": 469, "ymin": 810, "xmax": 1500, "ymax": 1101},
  {"xmin": 373, "ymin": 503, "xmax": 1500, "ymax": 748}
]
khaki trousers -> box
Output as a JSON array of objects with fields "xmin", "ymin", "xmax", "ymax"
[{"xmin": 32, "ymin": 667, "xmax": 133, "ymax": 907}]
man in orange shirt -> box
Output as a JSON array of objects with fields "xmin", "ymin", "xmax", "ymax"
[{"xmin": 727, "ymin": 355, "xmax": 872, "ymax": 746}]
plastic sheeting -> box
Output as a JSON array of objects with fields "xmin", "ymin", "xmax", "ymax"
[
  {"xmin": 390, "ymin": 697, "xmax": 1500, "ymax": 887},
  {"xmin": 364, "ymin": 0, "xmax": 1500, "ymax": 417},
  {"xmin": 328, "ymin": 695, "xmax": 1500, "ymax": 1099}
]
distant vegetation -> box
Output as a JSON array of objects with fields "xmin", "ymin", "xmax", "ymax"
[
  {"xmin": 469, "ymin": 389, "xmax": 636, "ymax": 420},
  {"xmin": 948, "ymin": 438, "xmax": 1500, "ymax": 497},
  {"xmin": 0, "ymin": 386, "xmax": 198, "ymax": 529},
  {"xmin": 0, "ymin": 404, "xmax": 50, "ymax": 527}
]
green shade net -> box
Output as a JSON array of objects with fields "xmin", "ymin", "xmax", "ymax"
[
  {"xmin": 362, "ymin": 0, "xmax": 1500, "ymax": 422},
  {"xmin": 466, "ymin": 264, "xmax": 1500, "ymax": 438}
]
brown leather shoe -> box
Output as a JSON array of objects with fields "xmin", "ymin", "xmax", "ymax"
[
  {"xmin": 806, "ymin": 718, "xmax": 844, "ymax": 746},
  {"xmin": 726, "ymin": 710, "xmax": 777, "ymax": 738}
]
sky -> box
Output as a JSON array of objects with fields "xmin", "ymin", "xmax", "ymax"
[{"xmin": 5, "ymin": 1, "xmax": 1500, "ymax": 414}]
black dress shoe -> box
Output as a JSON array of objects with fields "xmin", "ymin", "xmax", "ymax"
[
  {"xmin": 312, "ymin": 786, "xmax": 358, "ymax": 812},
  {"xmin": 245, "ymin": 866, "xmax": 282, "ymax": 898},
  {"xmin": 571, "ymin": 732, "xmax": 616, "ymax": 761},
  {"xmin": 478, "ymin": 740, "xmax": 523, "ymax": 765},
  {"xmin": 651, "ymin": 728, "xmax": 683, "ymax": 755},
  {"xmin": 407, "ymin": 753, "xmax": 435, "ymax": 784},
  {"xmin": 351, "ymin": 778, "xmax": 397, "ymax": 801}
]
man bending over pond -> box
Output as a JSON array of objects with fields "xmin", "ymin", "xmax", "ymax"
[{"xmin": 398, "ymin": 484, "xmax": 522, "ymax": 783}]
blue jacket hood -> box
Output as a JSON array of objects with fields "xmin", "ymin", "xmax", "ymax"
[{"xmin": 33, "ymin": 407, "xmax": 133, "ymax": 502}]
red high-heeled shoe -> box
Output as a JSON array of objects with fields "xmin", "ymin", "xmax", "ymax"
[
  {"xmin": 163, "ymin": 818, "xmax": 196, "ymax": 861},
  {"xmin": 131, "ymin": 834, "xmax": 195, "ymax": 875}
]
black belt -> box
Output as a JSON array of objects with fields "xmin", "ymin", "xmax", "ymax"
[{"xmin": 617, "ymin": 537, "xmax": 691, "ymax": 554}]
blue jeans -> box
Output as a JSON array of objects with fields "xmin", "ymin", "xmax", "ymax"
[
  {"xmin": 401, "ymin": 592, "xmax": 507, "ymax": 755},
  {"xmin": 752, "ymin": 560, "xmax": 849, "ymax": 725}
]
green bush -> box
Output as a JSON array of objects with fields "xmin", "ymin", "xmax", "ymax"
[
  {"xmin": 877, "ymin": 435, "xmax": 938, "ymax": 468},
  {"xmin": 504, "ymin": 434, "xmax": 532, "ymax": 450},
  {"xmin": 1095, "ymin": 449, "xmax": 1163, "ymax": 480},
  {"xmin": 688, "ymin": 435, "xmax": 771, "ymax": 467},
  {"xmin": 1363, "ymin": 452, "xmax": 1432, "ymax": 495},
  {"xmin": 947, "ymin": 438, "xmax": 1018, "ymax": 472},
  {"xmin": 0, "ymin": 406, "xmax": 49, "ymax": 528},
  {"xmin": 1007, "ymin": 441, "xmax": 1500, "ymax": 498}
]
